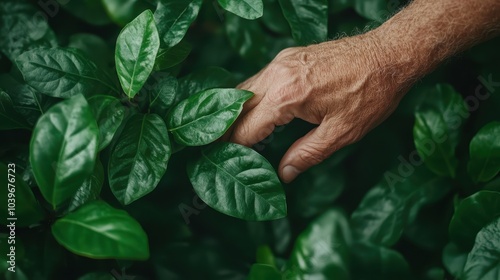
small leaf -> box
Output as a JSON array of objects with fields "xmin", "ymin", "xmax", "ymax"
[
  {"xmin": 278, "ymin": 0, "xmax": 328, "ymax": 45},
  {"xmin": 154, "ymin": 41, "xmax": 192, "ymax": 71},
  {"xmin": 108, "ymin": 114, "xmax": 171, "ymax": 205},
  {"xmin": 115, "ymin": 10, "xmax": 160, "ymax": 98},
  {"xmin": 30, "ymin": 94, "xmax": 99, "ymax": 209},
  {"xmin": 167, "ymin": 88, "xmax": 253, "ymax": 146},
  {"xmin": 0, "ymin": 89, "xmax": 30, "ymax": 130},
  {"xmin": 187, "ymin": 142, "xmax": 286, "ymax": 221},
  {"xmin": 87, "ymin": 95, "xmax": 126, "ymax": 151},
  {"xmin": 462, "ymin": 217, "xmax": 500, "ymax": 280},
  {"xmin": 0, "ymin": 162, "xmax": 45, "ymax": 227},
  {"xmin": 468, "ymin": 122, "xmax": 500, "ymax": 183},
  {"xmin": 154, "ymin": 0, "xmax": 203, "ymax": 48},
  {"xmin": 16, "ymin": 48, "xmax": 118, "ymax": 98},
  {"xmin": 149, "ymin": 75, "xmax": 178, "ymax": 117},
  {"xmin": 351, "ymin": 242, "xmax": 411, "ymax": 280},
  {"xmin": 67, "ymin": 159, "xmax": 104, "ymax": 212},
  {"xmin": 413, "ymin": 84, "xmax": 468, "ymax": 178},
  {"xmin": 51, "ymin": 201, "xmax": 149, "ymax": 260},
  {"xmin": 449, "ymin": 190, "xmax": 500, "ymax": 249},
  {"xmin": 248, "ymin": 264, "xmax": 281, "ymax": 280},
  {"xmin": 218, "ymin": 0, "xmax": 263, "ymax": 20},
  {"xmin": 286, "ymin": 209, "xmax": 351, "ymax": 279}
]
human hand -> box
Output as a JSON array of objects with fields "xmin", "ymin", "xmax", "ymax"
[{"xmin": 228, "ymin": 31, "xmax": 415, "ymax": 183}]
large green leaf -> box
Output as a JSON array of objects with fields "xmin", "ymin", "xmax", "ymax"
[
  {"xmin": 218, "ymin": 0, "xmax": 263, "ymax": 20},
  {"xmin": 413, "ymin": 84, "xmax": 468, "ymax": 178},
  {"xmin": 449, "ymin": 191, "xmax": 500, "ymax": 249},
  {"xmin": 167, "ymin": 88, "xmax": 253, "ymax": 146},
  {"xmin": 187, "ymin": 142, "xmax": 286, "ymax": 221},
  {"xmin": 0, "ymin": 89, "xmax": 30, "ymax": 130},
  {"xmin": 87, "ymin": 95, "xmax": 126, "ymax": 151},
  {"xmin": 154, "ymin": 0, "xmax": 203, "ymax": 48},
  {"xmin": 67, "ymin": 159, "xmax": 104, "ymax": 212},
  {"xmin": 115, "ymin": 10, "xmax": 160, "ymax": 98},
  {"xmin": 0, "ymin": 162, "xmax": 45, "ymax": 227},
  {"xmin": 154, "ymin": 41, "xmax": 192, "ymax": 71},
  {"xmin": 468, "ymin": 122, "xmax": 500, "ymax": 183},
  {"xmin": 442, "ymin": 242, "xmax": 468, "ymax": 279},
  {"xmin": 462, "ymin": 217, "xmax": 500, "ymax": 280},
  {"xmin": 278, "ymin": 0, "xmax": 328, "ymax": 45},
  {"xmin": 51, "ymin": 201, "xmax": 149, "ymax": 260},
  {"xmin": 30, "ymin": 94, "xmax": 99, "ymax": 209},
  {"xmin": 63, "ymin": 0, "xmax": 111, "ymax": 26},
  {"xmin": 351, "ymin": 166, "xmax": 451, "ymax": 246},
  {"xmin": 102, "ymin": 0, "xmax": 153, "ymax": 26},
  {"xmin": 108, "ymin": 114, "xmax": 171, "ymax": 205},
  {"xmin": 286, "ymin": 209, "xmax": 351, "ymax": 279},
  {"xmin": 248, "ymin": 264, "xmax": 281, "ymax": 280},
  {"xmin": 16, "ymin": 48, "xmax": 118, "ymax": 98},
  {"xmin": 350, "ymin": 242, "xmax": 411, "ymax": 280},
  {"xmin": 149, "ymin": 75, "xmax": 178, "ymax": 117}
]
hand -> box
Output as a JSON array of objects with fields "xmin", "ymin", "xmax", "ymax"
[{"xmin": 228, "ymin": 32, "xmax": 413, "ymax": 183}]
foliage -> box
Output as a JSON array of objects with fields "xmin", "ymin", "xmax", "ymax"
[{"xmin": 0, "ymin": 0, "xmax": 499, "ymax": 279}]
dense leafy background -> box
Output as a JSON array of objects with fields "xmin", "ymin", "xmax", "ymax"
[{"xmin": 1, "ymin": 0, "xmax": 499, "ymax": 279}]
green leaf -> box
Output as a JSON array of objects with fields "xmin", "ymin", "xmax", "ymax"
[
  {"xmin": 351, "ymin": 166, "xmax": 451, "ymax": 246},
  {"xmin": 149, "ymin": 75, "xmax": 178, "ymax": 117},
  {"xmin": 442, "ymin": 242, "xmax": 468, "ymax": 279},
  {"xmin": 278, "ymin": 0, "xmax": 328, "ymax": 45},
  {"xmin": 67, "ymin": 159, "xmax": 104, "ymax": 212},
  {"xmin": 468, "ymin": 122, "xmax": 500, "ymax": 183},
  {"xmin": 413, "ymin": 84, "xmax": 468, "ymax": 178},
  {"xmin": 256, "ymin": 245, "xmax": 277, "ymax": 267},
  {"xmin": 87, "ymin": 95, "xmax": 126, "ymax": 151},
  {"xmin": 286, "ymin": 209, "xmax": 351, "ymax": 279},
  {"xmin": 0, "ymin": 162, "xmax": 45, "ymax": 227},
  {"xmin": 167, "ymin": 88, "xmax": 253, "ymax": 146},
  {"xmin": 30, "ymin": 94, "xmax": 99, "ymax": 209},
  {"xmin": 68, "ymin": 33, "xmax": 113, "ymax": 68},
  {"xmin": 51, "ymin": 200, "xmax": 149, "ymax": 260},
  {"xmin": 351, "ymin": 242, "xmax": 411, "ymax": 280},
  {"xmin": 154, "ymin": 41, "xmax": 192, "ymax": 71},
  {"xmin": 115, "ymin": 10, "xmax": 160, "ymax": 98},
  {"xmin": 248, "ymin": 264, "xmax": 281, "ymax": 280},
  {"xmin": 225, "ymin": 14, "xmax": 268, "ymax": 66},
  {"xmin": 177, "ymin": 66, "xmax": 236, "ymax": 99},
  {"xmin": 0, "ymin": 89, "xmax": 30, "ymax": 130},
  {"xmin": 16, "ymin": 48, "xmax": 118, "ymax": 98},
  {"xmin": 102, "ymin": 0, "xmax": 153, "ymax": 26},
  {"xmin": 154, "ymin": 0, "xmax": 203, "ymax": 48},
  {"xmin": 462, "ymin": 217, "xmax": 500, "ymax": 280},
  {"xmin": 449, "ymin": 190, "xmax": 500, "ymax": 249},
  {"xmin": 218, "ymin": 0, "xmax": 263, "ymax": 20},
  {"xmin": 108, "ymin": 114, "xmax": 171, "ymax": 205},
  {"xmin": 187, "ymin": 142, "xmax": 286, "ymax": 221},
  {"xmin": 63, "ymin": 0, "xmax": 111, "ymax": 26}
]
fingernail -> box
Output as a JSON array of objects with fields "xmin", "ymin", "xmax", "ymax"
[{"xmin": 282, "ymin": 165, "xmax": 300, "ymax": 183}]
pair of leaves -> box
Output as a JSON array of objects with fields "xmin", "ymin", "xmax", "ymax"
[
  {"xmin": 52, "ymin": 201, "xmax": 149, "ymax": 260},
  {"xmin": 413, "ymin": 84, "xmax": 469, "ymax": 178},
  {"xmin": 30, "ymin": 94, "xmax": 99, "ymax": 209},
  {"xmin": 468, "ymin": 122, "xmax": 500, "ymax": 183}
]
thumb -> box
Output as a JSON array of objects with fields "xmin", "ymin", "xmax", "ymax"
[{"xmin": 279, "ymin": 124, "xmax": 336, "ymax": 183}]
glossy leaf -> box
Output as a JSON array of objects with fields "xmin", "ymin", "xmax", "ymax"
[
  {"xmin": 351, "ymin": 166, "xmax": 451, "ymax": 246},
  {"xmin": 462, "ymin": 217, "xmax": 500, "ymax": 280},
  {"xmin": 52, "ymin": 201, "xmax": 149, "ymax": 260},
  {"xmin": 67, "ymin": 159, "xmax": 104, "ymax": 212},
  {"xmin": 87, "ymin": 95, "xmax": 126, "ymax": 151},
  {"xmin": 449, "ymin": 191, "xmax": 500, "ymax": 249},
  {"xmin": 154, "ymin": 0, "xmax": 203, "ymax": 48},
  {"xmin": 278, "ymin": 0, "xmax": 328, "ymax": 45},
  {"xmin": 413, "ymin": 84, "xmax": 468, "ymax": 178},
  {"xmin": 0, "ymin": 162, "xmax": 45, "ymax": 227},
  {"xmin": 30, "ymin": 94, "xmax": 99, "ymax": 208},
  {"xmin": 0, "ymin": 89, "xmax": 30, "ymax": 130},
  {"xmin": 442, "ymin": 242, "xmax": 468, "ymax": 279},
  {"xmin": 63, "ymin": 0, "xmax": 111, "ymax": 26},
  {"xmin": 351, "ymin": 242, "xmax": 411, "ymax": 280},
  {"xmin": 287, "ymin": 209, "xmax": 351, "ymax": 279},
  {"xmin": 115, "ymin": 10, "xmax": 160, "ymax": 98},
  {"xmin": 468, "ymin": 122, "xmax": 500, "ymax": 183},
  {"xmin": 102, "ymin": 0, "xmax": 153, "ymax": 26},
  {"xmin": 154, "ymin": 41, "xmax": 192, "ymax": 71},
  {"xmin": 187, "ymin": 142, "xmax": 286, "ymax": 221},
  {"xmin": 248, "ymin": 264, "xmax": 281, "ymax": 280},
  {"xmin": 218, "ymin": 0, "xmax": 263, "ymax": 20},
  {"xmin": 167, "ymin": 88, "xmax": 253, "ymax": 146},
  {"xmin": 108, "ymin": 114, "xmax": 171, "ymax": 205},
  {"xmin": 149, "ymin": 75, "xmax": 178, "ymax": 117}
]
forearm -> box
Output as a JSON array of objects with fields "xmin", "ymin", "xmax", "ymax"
[{"xmin": 374, "ymin": 0, "xmax": 500, "ymax": 81}]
